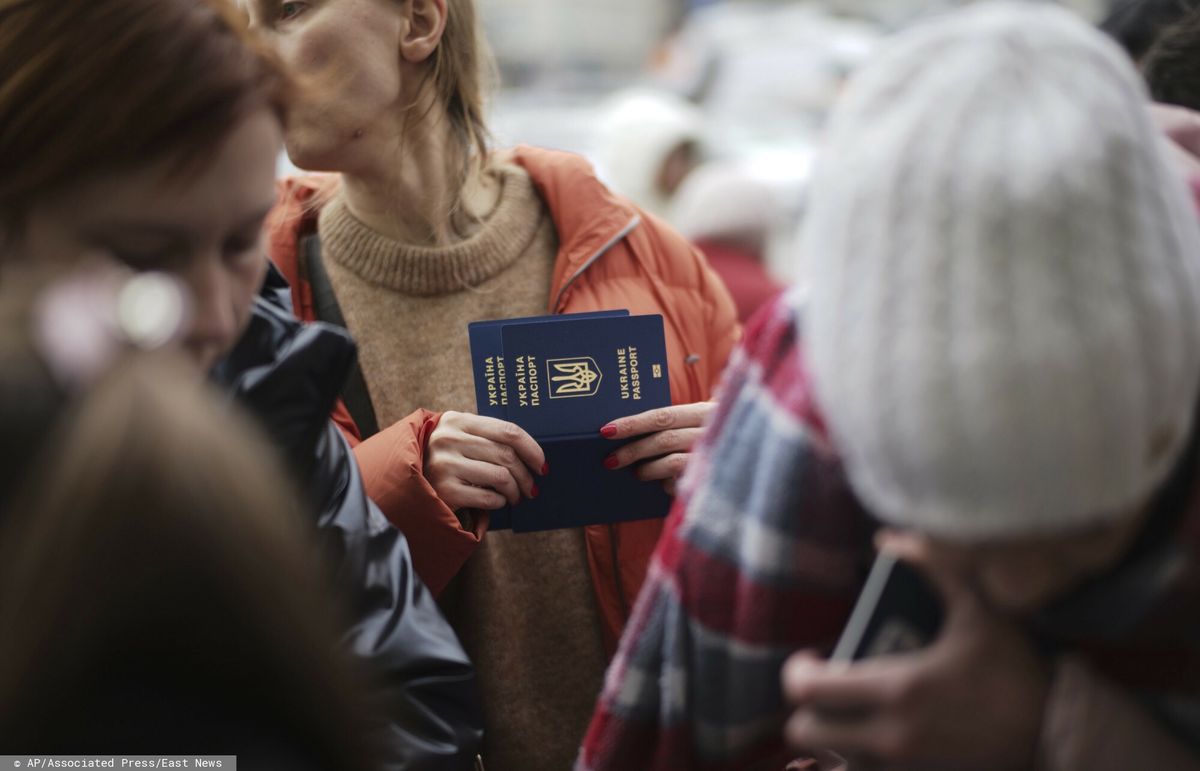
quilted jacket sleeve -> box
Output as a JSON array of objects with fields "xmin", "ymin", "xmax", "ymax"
[
  {"xmin": 692, "ymin": 244, "xmax": 742, "ymax": 395},
  {"xmin": 351, "ymin": 409, "xmax": 486, "ymax": 597},
  {"xmin": 215, "ymin": 277, "xmax": 483, "ymax": 770},
  {"xmin": 317, "ymin": 422, "xmax": 484, "ymax": 770}
]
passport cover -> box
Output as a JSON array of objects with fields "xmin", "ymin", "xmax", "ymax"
[
  {"xmin": 468, "ymin": 312, "xmax": 673, "ymax": 532},
  {"xmin": 468, "ymin": 310, "xmax": 627, "ymax": 421},
  {"xmin": 468, "ymin": 311, "xmax": 627, "ymax": 530},
  {"xmin": 513, "ymin": 432, "xmax": 672, "ymax": 532},
  {"xmin": 499, "ymin": 314, "xmax": 672, "ymax": 437}
]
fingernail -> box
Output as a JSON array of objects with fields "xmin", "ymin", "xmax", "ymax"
[
  {"xmin": 603, "ymin": 455, "xmax": 620, "ymax": 470},
  {"xmin": 600, "ymin": 424, "xmax": 618, "ymax": 438},
  {"xmin": 541, "ymin": 462, "xmax": 550, "ymax": 476},
  {"xmin": 530, "ymin": 484, "xmax": 540, "ymax": 499}
]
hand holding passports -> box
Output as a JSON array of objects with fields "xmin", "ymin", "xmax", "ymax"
[{"xmin": 468, "ymin": 311, "xmax": 673, "ymax": 532}]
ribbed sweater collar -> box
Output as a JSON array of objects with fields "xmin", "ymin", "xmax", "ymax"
[{"xmin": 317, "ymin": 166, "xmax": 543, "ymax": 296}]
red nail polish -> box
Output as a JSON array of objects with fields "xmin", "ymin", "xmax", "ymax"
[
  {"xmin": 530, "ymin": 484, "xmax": 540, "ymax": 499},
  {"xmin": 604, "ymin": 455, "xmax": 620, "ymax": 470},
  {"xmin": 601, "ymin": 425, "xmax": 618, "ymax": 438},
  {"xmin": 541, "ymin": 462, "xmax": 550, "ymax": 476}
]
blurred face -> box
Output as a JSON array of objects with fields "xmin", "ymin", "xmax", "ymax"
[
  {"xmin": 13, "ymin": 110, "xmax": 283, "ymax": 371},
  {"xmin": 920, "ymin": 507, "xmax": 1148, "ymax": 614},
  {"xmin": 657, "ymin": 141, "xmax": 699, "ymax": 198},
  {"xmin": 248, "ymin": 0, "xmax": 405, "ymax": 173}
]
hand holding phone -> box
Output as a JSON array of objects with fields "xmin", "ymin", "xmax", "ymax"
[{"xmin": 784, "ymin": 535, "xmax": 1049, "ymax": 769}]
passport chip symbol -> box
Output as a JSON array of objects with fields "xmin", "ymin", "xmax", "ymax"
[
  {"xmin": 547, "ymin": 356, "xmax": 602, "ymax": 398},
  {"xmin": 652, "ymin": 364, "xmax": 662, "ymax": 379}
]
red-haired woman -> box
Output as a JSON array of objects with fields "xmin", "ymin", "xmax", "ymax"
[{"xmin": 0, "ymin": 0, "xmax": 480, "ymax": 766}]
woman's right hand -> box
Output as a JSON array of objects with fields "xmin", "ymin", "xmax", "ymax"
[{"xmin": 425, "ymin": 411, "xmax": 546, "ymax": 511}]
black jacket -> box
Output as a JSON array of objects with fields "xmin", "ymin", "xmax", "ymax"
[{"xmin": 212, "ymin": 267, "xmax": 483, "ymax": 770}]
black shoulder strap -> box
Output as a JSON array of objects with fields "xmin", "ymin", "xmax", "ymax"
[{"xmin": 301, "ymin": 234, "xmax": 381, "ymax": 440}]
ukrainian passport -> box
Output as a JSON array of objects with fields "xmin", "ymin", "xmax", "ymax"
[{"xmin": 468, "ymin": 311, "xmax": 673, "ymax": 532}]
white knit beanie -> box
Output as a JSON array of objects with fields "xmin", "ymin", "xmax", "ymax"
[
  {"xmin": 804, "ymin": 2, "xmax": 1200, "ymax": 541},
  {"xmin": 669, "ymin": 162, "xmax": 778, "ymax": 244}
]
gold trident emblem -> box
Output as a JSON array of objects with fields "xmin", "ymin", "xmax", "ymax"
[{"xmin": 547, "ymin": 357, "xmax": 603, "ymax": 398}]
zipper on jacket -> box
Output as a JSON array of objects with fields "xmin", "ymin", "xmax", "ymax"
[
  {"xmin": 551, "ymin": 213, "xmax": 642, "ymax": 619},
  {"xmin": 551, "ymin": 214, "xmax": 641, "ymax": 312}
]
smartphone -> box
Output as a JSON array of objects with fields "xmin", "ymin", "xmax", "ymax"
[{"xmin": 831, "ymin": 552, "xmax": 944, "ymax": 661}]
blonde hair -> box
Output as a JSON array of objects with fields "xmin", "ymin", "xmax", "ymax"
[
  {"xmin": 430, "ymin": 0, "xmax": 493, "ymax": 172},
  {"xmin": 403, "ymin": 0, "xmax": 496, "ymax": 234}
]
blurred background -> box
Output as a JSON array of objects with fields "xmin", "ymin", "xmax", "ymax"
[
  {"xmin": 482, "ymin": 0, "xmax": 1110, "ymax": 290},
  {"xmin": 279, "ymin": 0, "xmax": 1114, "ymax": 300}
]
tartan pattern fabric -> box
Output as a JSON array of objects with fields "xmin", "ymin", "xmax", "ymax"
[
  {"xmin": 578, "ymin": 291, "xmax": 877, "ymax": 770},
  {"xmin": 579, "ymin": 289, "xmax": 1200, "ymax": 770}
]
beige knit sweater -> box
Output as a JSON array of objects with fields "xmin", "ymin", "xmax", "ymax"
[{"xmin": 319, "ymin": 166, "xmax": 609, "ymax": 771}]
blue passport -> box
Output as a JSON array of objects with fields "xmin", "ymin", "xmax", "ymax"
[
  {"xmin": 468, "ymin": 311, "xmax": 628, "ymax": 530},
  {"xmin": 468, "ymin": 310, "xmax": 627, "ymax": 421},
  {"xmin": 468, "ymin": 311, "xmax": 673, "ymax": 532}
]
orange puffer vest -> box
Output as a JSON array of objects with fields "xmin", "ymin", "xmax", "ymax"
[{"xmin": 266, "ymin": 145, "xmax": 740, "ymax": 653}]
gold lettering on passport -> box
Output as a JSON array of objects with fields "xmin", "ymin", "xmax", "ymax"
[
  {"xmin": 515, "ymin": 355, "xmax": 542, "ymax": 407},
  {"xmin": 484, "ymin": 356, "xmax": 510, "ymax": 407},
  {"xmin": 498, "ymin": 355, "xmax": 508, "ymax": 406},
  {"xmin": 618, "ymin": 347, "xmax": 643, "ymax": 400},
  {"xmin": 547, "ymin": 356, "xmax": 602, "ymax": 398},
  {"xmin": 485, "ymin": 357, "xmax": 498, "ymax": 406},
  {"xmin": 619, "ymin": 348, "xmax": 629, "ymax": 399}
]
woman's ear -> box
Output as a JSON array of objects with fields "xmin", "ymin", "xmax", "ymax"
[{"xmin": 399, "ymin": 0, "xmax": 447, "ymax": 64}]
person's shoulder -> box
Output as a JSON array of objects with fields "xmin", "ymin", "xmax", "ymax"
[
  {"xmin": 617, "ymin": 208, "xmax": 733, "ymax": 306},
  {"xmin": 728, "ymin": 289, "xmax": 825, "ymax": 427},
  {"xmin": 742, "ymin": 288, "xmax": 805, "ymax": 368},
  {"xmin": 277, "ymin": 173, "xmax": 340, "ymax": 199},
  {"xmin": 505, "ymin": 144, "xmax": 631, "ymax": 219},
  {"xmin": 504, "ymin": 144, "xmax": 598, "ymax": 183}
]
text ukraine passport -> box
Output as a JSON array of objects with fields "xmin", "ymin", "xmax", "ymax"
[
  {"xmin": 468, "ymin": 311, "xmax": 673, "ymax": 532},
  {"xmin": 468, "ymin": 310, "xmax": 627, "ymax": 422}
]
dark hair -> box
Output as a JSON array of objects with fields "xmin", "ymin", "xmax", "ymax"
[
  {"xmin": 0, "ymin": 280, "xmax": 378, "ymax": 766},
  {"xmin": 1101, "ymin": 0, "xmax": 1200, "ymax": 61},
  {"xmin": 0, "ymin": 0, "xmax": 288, "ymax": 233},
  {"xmin": 1142, "ymin": 8, "xmax": 1200, "ymax": 110}
]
